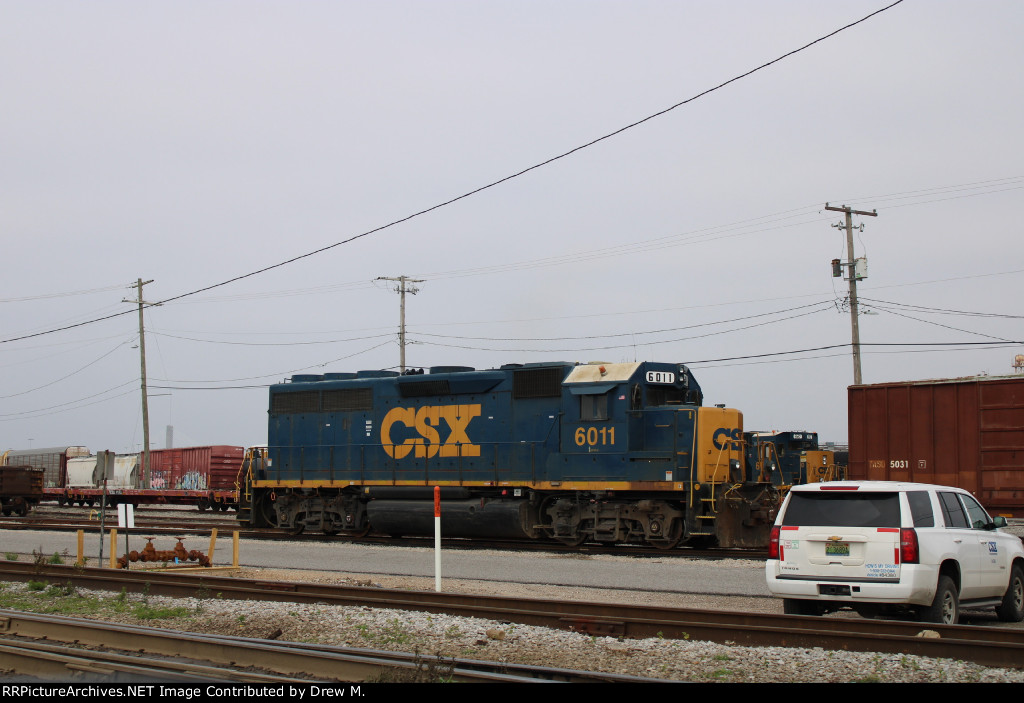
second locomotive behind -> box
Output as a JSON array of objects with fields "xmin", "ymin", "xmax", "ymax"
[{"xmin": 241, "ymin": 361, "xmax": 780, "ymax": 549}]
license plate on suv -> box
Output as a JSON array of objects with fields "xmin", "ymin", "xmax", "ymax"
[{"xmin": 825, "ymin": 541, "xmax": 850, "ymax": 557}]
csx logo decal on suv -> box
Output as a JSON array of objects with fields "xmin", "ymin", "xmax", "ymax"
[
  {"xmin": 381, "ymin": 404, "xmax": 482, "ymax": 459},
  {"xmin": 713, "ymin": 427, "xmax": 741, "ymax": 451}
]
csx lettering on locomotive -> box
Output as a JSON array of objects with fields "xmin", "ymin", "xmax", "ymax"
[
  {"xmin": 713, "ymin": 427, "xmax": 742, "ymax": 451},
  {"xmin": 380, "ymin": 404, "xmax": 481, "ymax": 459}
]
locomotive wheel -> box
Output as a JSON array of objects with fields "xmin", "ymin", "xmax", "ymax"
[
  {"xmin": 349, "ymin": 523, "xmax": 372, "ymax": 538},
  {"xmin": 288, "ymin": 524, "xmax": 305, "ymax": 536},
  {"xmin": 649, "ymin": 520, "xmax": 683, "ymax": 550},
  {"xmin": 554, "ymin": 532, "xmax": 587, "ymax": 547},
  {"xmin": 650, "ymin": 534, "xmax": 682, "ymax": 550},
  {"xmin": 255, "ymin": 493, "xmax": 279, "ymax": 528}
]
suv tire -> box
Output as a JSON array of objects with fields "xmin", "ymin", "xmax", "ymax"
[
  {"xmin": 920, "ymin": 575, "xmax": 959, "ymax": 625},
  {"xmin": 995, "ymin": 565, "xmax": 1024, "ymax": 622}
]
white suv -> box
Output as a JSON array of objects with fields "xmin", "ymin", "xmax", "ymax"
[{"xmin": 765, "ymin": 481, "xmax": 1024, "ymax": 625}]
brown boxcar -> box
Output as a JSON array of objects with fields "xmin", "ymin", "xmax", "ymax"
[
  {"xmin": 143, "ymin": 446, "xmax": 245, "ymax": 491},
  {"xmin": 0, "ymin": 465, "xmax": 45, "ymax": 515},
  {"xmin": 848, "ymin": 375, "xmax": 1024, "ymax": 515}
]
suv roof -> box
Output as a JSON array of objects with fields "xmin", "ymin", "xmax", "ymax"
[{"xmin": 787, "ymin": 480, "xmax": 970, "ymax": 494}]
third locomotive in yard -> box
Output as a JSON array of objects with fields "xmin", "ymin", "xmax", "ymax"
[{"xmin": 240, "ymin": 360, "xmax": 823, "ymax": 549}]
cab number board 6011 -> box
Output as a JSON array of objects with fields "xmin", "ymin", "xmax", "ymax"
[
  {"xmin": 646, "ymin": 371, "xmax": 676, "ymax": 384},
  {"xmin": 575, "ymin": 426, "xmax": 616, "ymax": 447}
]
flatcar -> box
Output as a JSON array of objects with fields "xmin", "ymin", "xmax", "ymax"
[
  {"xmin": 2, "ymin": 445, "xmax": 245, "ymax": 510},
  {"xmin": 239, "ymin": 361, "xmax": 782, "ymax": 548}
]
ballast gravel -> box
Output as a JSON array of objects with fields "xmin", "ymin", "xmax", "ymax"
[{"xmin": 4, "ymin": 565, "xmax": 1023, "ymax": 684}]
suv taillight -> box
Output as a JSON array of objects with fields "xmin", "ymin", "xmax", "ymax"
[
  {"xmin": 900, "ymin": 527, "xmax": 919, "ymax": 564},
  {"xmin": 768, "ymin": 525, "xmax": 780, "ymax": 559}
]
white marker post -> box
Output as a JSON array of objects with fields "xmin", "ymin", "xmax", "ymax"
[
  {"xmin": 434, "ymin": 485, "xmax": 442, "ymax": 592},
  {"xmin": 117, "ymin": 502, "xmax": 135, "ymax": 566}
]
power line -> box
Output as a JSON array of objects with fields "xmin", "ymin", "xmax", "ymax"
[
  {"xmin": 0, "ymin": 1, "xmax": 906, "ymax": 346},
  {"xmin": 411, "ymin": 301, "xmax": 834, "ymax": 342},
  {"xmin": 860, "ymin": 297, "xmax": 1024, "ymax": 319}
]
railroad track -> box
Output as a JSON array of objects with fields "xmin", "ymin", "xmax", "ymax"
[
  {"xmin": 0, "ymin": 514, "xmax": 767, "ymax": 559},
  {"xmin": 1, "ymin": 562, "xmax": 1022, "ymax": 670},
  {"xmin": 0, "ymin": 609, "xmax": 660, "ymax": 683}
]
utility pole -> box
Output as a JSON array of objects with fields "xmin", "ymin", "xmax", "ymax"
[
  {"xmin": 826, "ymin": 203, "xmax": 877, "ymax": 386},
  {"xmin": 377, "ymin": 275, "xmax": 424, "ymax": 373},
  {"xmin": 124, "ymin": 278, "xmax": 156, "ymax": 488}
]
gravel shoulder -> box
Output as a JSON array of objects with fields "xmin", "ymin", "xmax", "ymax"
[{"xmin": 4, "ymin": 562, "xmax": 1023, "ymax": 683}]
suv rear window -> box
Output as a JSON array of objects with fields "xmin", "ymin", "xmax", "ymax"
[
  {"xmin": 907, "ymin": 490, "xmax": 935, "ymax": 527},
  {"xmin": 782, "ymin": 492, "xmax": 901, "ymax": 528}
]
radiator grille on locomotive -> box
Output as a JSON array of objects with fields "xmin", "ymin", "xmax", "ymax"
[
  {"xmin": 513, "ymin": 367, "xmax": 565, "ymax": 399},
  {"xmin": 322, "ymin": 388, "xmax": 373, "ymax": 411},
  {"xmin": 270, "ymin": 390, "xmax": 319, "ymax": 414}
]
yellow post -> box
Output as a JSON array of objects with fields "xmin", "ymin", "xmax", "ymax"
[
  {"xmin": 208, "ymin": 528, "xmax": 218, "ymax": 564},
  {"xmin": 109, "ymin": 528, "xmax": 118, "ymax": 569},
  {"xmin": 76, "ymin": 530, "xmax": 85, "ymax": 566},
  {"xmin": 232, "ymin": 531, "xmax": 239, "ymax": 567}
]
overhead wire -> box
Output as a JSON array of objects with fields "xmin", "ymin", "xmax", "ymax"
[{"xmin": 0, "ymin": 0, "xmax": 906, "ymax": 346}]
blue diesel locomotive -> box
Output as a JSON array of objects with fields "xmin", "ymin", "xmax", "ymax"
[
  {"xmin": 744, "ymin": 431, "xmax": 845, "ymax": 486},
  {"xmin": 239, "ymin": 360, "xmax": 781, "ymax": 548}
]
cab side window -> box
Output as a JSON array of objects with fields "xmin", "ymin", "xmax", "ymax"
[
  {"xmin": 580, "ymin": 393, "xmax": 609, "ymax": 421},
  {"xmin": 959, "ymin": 494, "xmax": 992, "ymax": 530},
  {"xmin": 938, "ymin": 491, "xmax": 969, "ymax": 528}
]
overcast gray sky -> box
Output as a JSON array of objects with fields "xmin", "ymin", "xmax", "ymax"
[{"xmin": 2, "ymin": 0, "xmax": 1022, "ymax": 454}]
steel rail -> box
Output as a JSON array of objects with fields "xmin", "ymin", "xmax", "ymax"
[
  {"xmin": 1, "ymin": 562, "xmax": 1023, "ymax": 669},
  {"xmin": 0, "ymin": 514, "xmax": 767, "ymax": 557},
  {"xmin": 0, "ymin": 638, "xmax": 305, "ymax": 683},
  {"xmin": 0, "ymin": 610, "xmax": 659, "ymax": 683}
]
